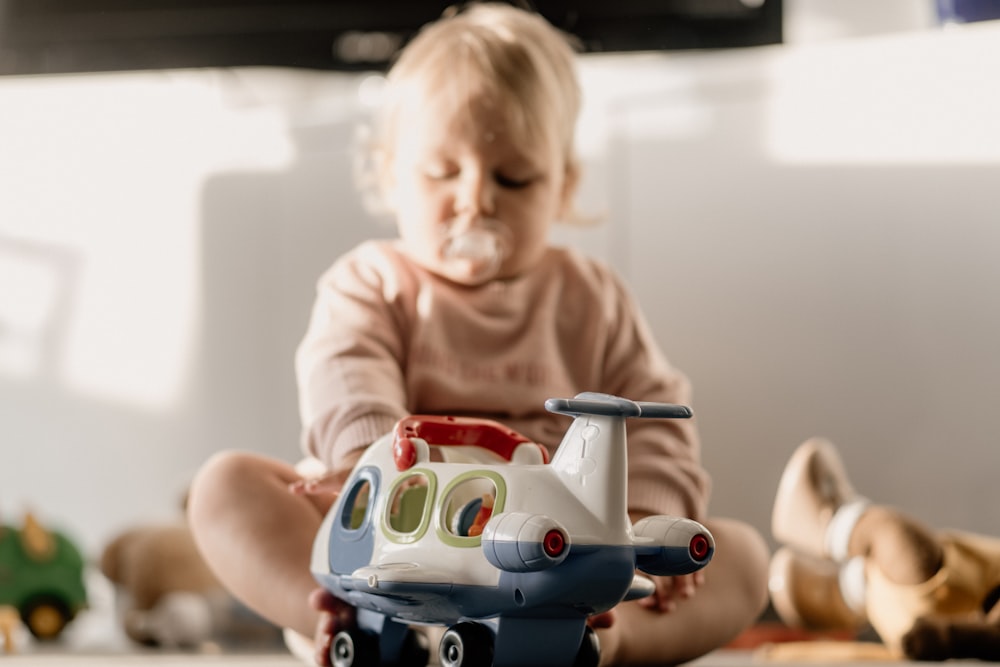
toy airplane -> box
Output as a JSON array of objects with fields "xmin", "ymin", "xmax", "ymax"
[{"xmin": 311, "ymin": 392, "xmax": 714, "ymax": 667}]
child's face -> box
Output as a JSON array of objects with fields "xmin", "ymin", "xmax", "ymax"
[{"xmin": 386, "ymin": 94, "xmax": 574, "ymax": 285}]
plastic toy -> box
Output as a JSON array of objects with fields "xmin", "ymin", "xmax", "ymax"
[
  {"xmin": 0, "ymin": 511, "xmax": 88, "ymax": 641},
  {"xmin": 311, "ymin": 392, "xmax": 715, "ymax": 667},
  {"xmin": 0, "ymin": 605, "xmax": 20, "ymax": 653}
]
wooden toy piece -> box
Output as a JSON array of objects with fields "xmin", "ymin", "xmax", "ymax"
[{"xmin": 0, "ymin": 605, "xmax": 20, "ymax": 654}]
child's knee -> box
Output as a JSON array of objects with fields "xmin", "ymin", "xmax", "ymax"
[
  {"xmin": 187, "ymin": 451, "xmax": 256, "ymax": 523},
  {"xmin": 707, "ymin": 517, "xmax": 771, "ymax": 614}
]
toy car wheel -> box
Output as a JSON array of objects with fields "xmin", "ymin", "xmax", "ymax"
[
  {"xmin": 439, "ymin": 622, "xmax": 493, "ymax": 667},
  {"xmin": 330, "ymin": 628, "xmax": 378, "ymax": 667},
  {"xmin": 572, "ymin": 627, "xmax": 600, "ymax": 667},
  {"xmin": 21, "ymin": 595, "xmax": 72, "ymax": 641}
]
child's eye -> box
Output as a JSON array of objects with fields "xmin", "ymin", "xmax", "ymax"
[
  {"xmin": 423, "ymin": 164, "xmax": 458, "ymax": 180},
  {"xmin": 494, "ymin": 172, "xmax": 533, "ymax": 189}
]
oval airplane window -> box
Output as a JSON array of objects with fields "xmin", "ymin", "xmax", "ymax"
[
  {"xmin": 341, "ymin": 478, "xmax": 371, "ymax": 530},
  {"xmin": 442, "ymin": 476, "xmax": 499, "ymax": 538},
  {"xmin": 387, "ymin": 472, "xmax": 431, "ymax": 535}
]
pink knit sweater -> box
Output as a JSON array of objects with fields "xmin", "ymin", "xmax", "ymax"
[{"xmin": 295, "ymin": 240, "xmax": 710, "ymax": 520}]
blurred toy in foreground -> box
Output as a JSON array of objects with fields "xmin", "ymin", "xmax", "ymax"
[
  {"xmin": 101, "ymin": 519, "xmax": 282, "ymax": 649},
  {"xmin": 0, "ymin": 510, "xmax": 87, "ymax": 642},
  {"xmin": 768, "ymin": 438, "xmax": 1000, "ymax": 661},
  {"xmin": 311, "ymin": 394, "xmax": 715, "ymax": 667},
  {"xmin": 0, "ymin": 605, "xmax": 20, "ymax": 653}
]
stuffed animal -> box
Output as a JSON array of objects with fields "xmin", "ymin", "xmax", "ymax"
[
  {"xmin": 767, "ymin": 438, "xmax": 1000, "ymax": 661},
  {"xmin": 100, "ymin": 519, "xmax": 280, "ymax": 649}
]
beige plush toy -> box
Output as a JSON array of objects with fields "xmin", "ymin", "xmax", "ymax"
[
  {"xmin": 767, "ymin": 438, "xmax": 1000, "ymax": 661},
  {"xmin": 101, "ymin": 518, "xmax": 282, "ymax": 650},
  {"xmin": 100, "ymin": 520, "xmax": 230, "ymax": 648}
]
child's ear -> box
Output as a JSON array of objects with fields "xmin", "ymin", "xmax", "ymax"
[{"xmin": 558, "ymin": 160, "xmax": 581, "ymax": 219}]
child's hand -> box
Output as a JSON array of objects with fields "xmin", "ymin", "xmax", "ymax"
[
  {"xmin": 626, "ymin": 510, "xmax": 706, "ymax": 613},
  {"xmin": 637, "ymin": 571, "xmax": 706, "ymax": 614},
  {"xmin": 309, "ymin": 588, "xmax": 355, "ymax": 667},
  {"xmin": 288, "ymin": 470, "xmax": 347, "ymax": 497}
]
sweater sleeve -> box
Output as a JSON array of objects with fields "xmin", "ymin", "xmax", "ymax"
[
  {"xmin": 295, "ymin": 244, "xmax": 410, "ymax": 469},
  {"xmin": 599, "ymin": 270, "xmax": 711, "ymax": 521}
]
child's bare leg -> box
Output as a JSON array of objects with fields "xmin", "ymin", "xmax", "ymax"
[
  {"xmin": 187, "ymin": 451, "xmax": 338, "ymax": 638},
  {"xmin": 596, "ymin": 518, "xmax": 769, "ymax": 666}
]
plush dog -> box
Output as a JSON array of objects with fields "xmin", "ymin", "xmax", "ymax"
[
  {"xmin": 100, "ymin": 520, "xmax": 280, "ymax": 649},
  {"xmin": 767, "ymin": 438, "xmax": 1000, "ymax": 661},
  {"xmin": 100, "ymin": 520, "xmax": 224, "ymax": 647}
]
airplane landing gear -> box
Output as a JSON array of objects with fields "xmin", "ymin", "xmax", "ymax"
[
  {"xmin": 331, "ymin": 629, "xmax": 378, "ymax": 667},
  {"xmin": 572, "ymin": 627, "xmax": 601, "ymax": 667},
  {"xmin": 330, "ymin": 626, "xmax": 430, "ymax": 667},
  {"xmin": 439, "ymin": 622, "xmax": 494, "ymax": 667}
]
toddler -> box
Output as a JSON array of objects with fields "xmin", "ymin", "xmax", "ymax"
[{"xmin": 188, "ymin": 3, "xmax": 769, "ymax": 665}]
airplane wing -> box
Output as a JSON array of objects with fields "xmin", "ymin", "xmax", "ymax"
[
  {"xmin": 348, "ymin": 562, "xmax": 454, "ymax": 589},
  {"xmin": 334, "ymin": 563, "xmax": 464, "ymax": 623},
  {"xmin": 544, "ymin": 392, "xmax": 692, "ymax": 419}
]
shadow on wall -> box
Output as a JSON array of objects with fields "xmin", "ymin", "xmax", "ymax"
[
  {"xmin": 0, "ymin": 235, "xmax": 81, "ymax": 384},
  {"xmin": 0, "ymin": 231, "xmax": 197, "ymax": 551},
  {"xmin": 0, "ymin": 72, "xmax": 389, "ymax": 555}
]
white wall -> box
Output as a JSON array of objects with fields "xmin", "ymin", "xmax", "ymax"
[
  {"xmin": 603, "ymin": 21, "xmax": 1000, "ymax": 540},
  {"xmin": 2, "ymin": 6, "xmax": 998, "ymax": 558}
]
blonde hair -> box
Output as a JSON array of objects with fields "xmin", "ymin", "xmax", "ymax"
[{"xmin": 358, "ymin": 3, "xmax": 583, "ymax": 219}]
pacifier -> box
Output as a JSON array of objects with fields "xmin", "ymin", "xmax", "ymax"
[{"xmin": 439, "ymin": 217, "xmax": 512, "ymax": 285}]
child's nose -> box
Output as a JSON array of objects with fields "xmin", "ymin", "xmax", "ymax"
[{"xmin": 455, "ymin": 172, "xmax": 495, "ymax": 217}]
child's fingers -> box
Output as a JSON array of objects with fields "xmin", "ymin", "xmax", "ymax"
[
  {"xmin": 588, "ymin": 610, "xmax": 616, "ymax": 629},
  {"xmin": 309, "ymin": 588, "xmax": 356, "ymax": 666},
  {"xmin": 637, "ymin": 574, "xmax": 704, "ymax": 613},
  {"xmin": 289, "ymin": 473, "xmax": 344, "ymax": 496}
]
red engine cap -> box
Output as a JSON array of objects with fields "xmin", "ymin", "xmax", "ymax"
[
  {"xmin": 689, "ymin": 533, "xmax": 710, "ymax": 561},
  {"xmin": 543, "ymin": 529, "xmax": 566, "ymax": 557}
]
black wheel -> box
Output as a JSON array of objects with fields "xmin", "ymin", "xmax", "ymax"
[
  {"xmin": 330, "ymin": 628, "xmax": 379, "ymax": 667},
  {"xmin": 21, "ymin": 595, "xmax": 72, "ymax": 641},
  {"xmin": 439, "ymin": 622, "xmax": 494, "ymax": 667},
  {"xmin": 572, "ymin": 627, "xmax": 601, "ymax": 667}
]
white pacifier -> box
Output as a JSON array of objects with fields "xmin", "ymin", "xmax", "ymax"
[{"xmin": 439, "ymin": 217, "xmax": 511, "ymax": 285}]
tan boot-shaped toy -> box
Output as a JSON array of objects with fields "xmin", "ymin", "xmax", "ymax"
[
  {"xmin": 768, "ymin": 547, "xmax": 866, "ymax": 632},
  {"xmin": 770, "ymin": 438, "xmax": 1000, "ymax": 660},
  {"xmin": 771, "ymin": 438, "xmax": 868, "ymax": 561}
]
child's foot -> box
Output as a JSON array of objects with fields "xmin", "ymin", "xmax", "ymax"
[
  {"xmin": 768, "ymin": 547, "xmax": 867, "ymax": 631},
  {"xmin": 771, "ymin": 438, "xmax": 867, "ymax": 559},
  {"xmin": 284, "ymin": 627, "xmax": 317, "ymax": 665}
]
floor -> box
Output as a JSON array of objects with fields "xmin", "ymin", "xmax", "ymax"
[
  {"xmin": 0, "ymin": 647, "xmax": 922, "ymax": 667},
  {"xmin": 1, "ymin": 570, "xmax": 911, "ymax": 666}
]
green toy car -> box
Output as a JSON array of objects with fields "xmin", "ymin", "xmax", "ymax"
[{"xmin": 0, "ymin": 513, "xmax": 88, "ymax": 640}]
